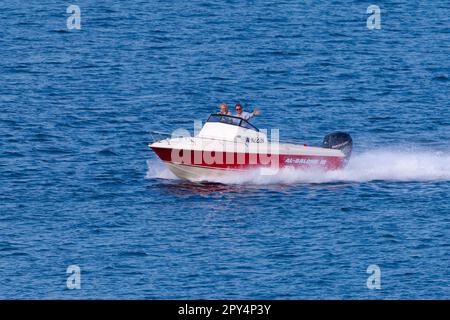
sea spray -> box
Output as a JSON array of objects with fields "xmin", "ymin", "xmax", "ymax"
[
  {"xmin": 146, "ymin": 148, "xmax": 450, "ymax": 184},
  {"xmin": 145, "ymin": 160, "xmax": 177, "ymax": 180}
]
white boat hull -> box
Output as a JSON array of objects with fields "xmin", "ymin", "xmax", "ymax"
[{"xmin": 165, "ymin": 162, "xmax": 243, "ymax": 182}]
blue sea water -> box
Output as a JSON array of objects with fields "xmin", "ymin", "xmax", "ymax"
[{"xmin": 1, "ymin": 0, "xmax": 450, "ymax": 299}]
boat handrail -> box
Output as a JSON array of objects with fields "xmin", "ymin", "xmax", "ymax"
[
  {"xmin": 150, "ymin": 131, "xmax": 307, "ymax": 147},
  {"xmin": 149, "ymin": 131, "xmax": 193, "ymax": 144},
  {"xmin": 150, "ymin": 131, "xmax": 248, "ymax": 145}
]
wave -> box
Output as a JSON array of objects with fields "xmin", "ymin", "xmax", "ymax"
[
  {"xmin": 146, "ymin": 148, "xmax": 450, "ymax": 184},
  {"xmin": 145, "ymin": 160, "xmax": 177, "ymax": 180}
]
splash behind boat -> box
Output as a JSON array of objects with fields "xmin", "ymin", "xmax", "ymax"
[{"xmin": 149, "ymin": 114, "xmax": 352, "ymax": 181}]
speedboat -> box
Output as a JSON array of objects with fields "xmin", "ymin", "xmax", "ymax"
[{"xmin": 149, "ymin": 113, "xmax": 352, "ymax": 181}]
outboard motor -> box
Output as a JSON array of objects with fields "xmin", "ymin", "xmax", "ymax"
[{"xmin": 322, "ymin": 132, "xmax": 353, "ymax": 163}]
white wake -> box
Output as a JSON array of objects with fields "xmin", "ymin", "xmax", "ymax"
[
  {"xmin": 146, "ymin": 149, "xmax": 450, "ymax": 184},
  {"xmin": 145, "ymin": 160, "xmax": 177, "ymax": 180}
]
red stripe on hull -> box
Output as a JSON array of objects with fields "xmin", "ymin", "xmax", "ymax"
[{"xmin": 151, "ymin": 147, "xmax": 344, "ymax": 171}]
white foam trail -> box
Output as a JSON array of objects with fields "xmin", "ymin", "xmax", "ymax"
[
  {"xmin": 145, "ymin": 159, "xmax": 177, "ymax": 180},
  {"xmin": 146, "ymin": 149, "xmax": 450, "ymax": 184}
]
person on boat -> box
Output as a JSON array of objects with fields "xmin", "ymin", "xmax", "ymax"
[
  {"xmin": 234, "ymin": 103, "xmax": 260, "ymax": 121},
  {"xmin": 218, "ymin": 103, "xmax": 232, "ymax": 115}
]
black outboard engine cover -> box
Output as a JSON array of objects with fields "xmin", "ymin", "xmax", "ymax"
[{"xmin": 322, "ymin": 132, "xmax": 353, "ymax": 162}]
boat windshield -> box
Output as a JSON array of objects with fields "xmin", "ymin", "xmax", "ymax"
[{"xmin": 206, "ymin": 114, "xmax": 259, "ymax": 131}]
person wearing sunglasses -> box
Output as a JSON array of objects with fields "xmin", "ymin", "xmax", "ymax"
[{"xmin": 234, "ymin": 103, "xmax": 260, "ymax": 121}]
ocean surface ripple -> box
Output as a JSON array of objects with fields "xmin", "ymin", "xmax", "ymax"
[{"xmin": 1, "ymin": 0, "xmax": 449, "ymax": 299}]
